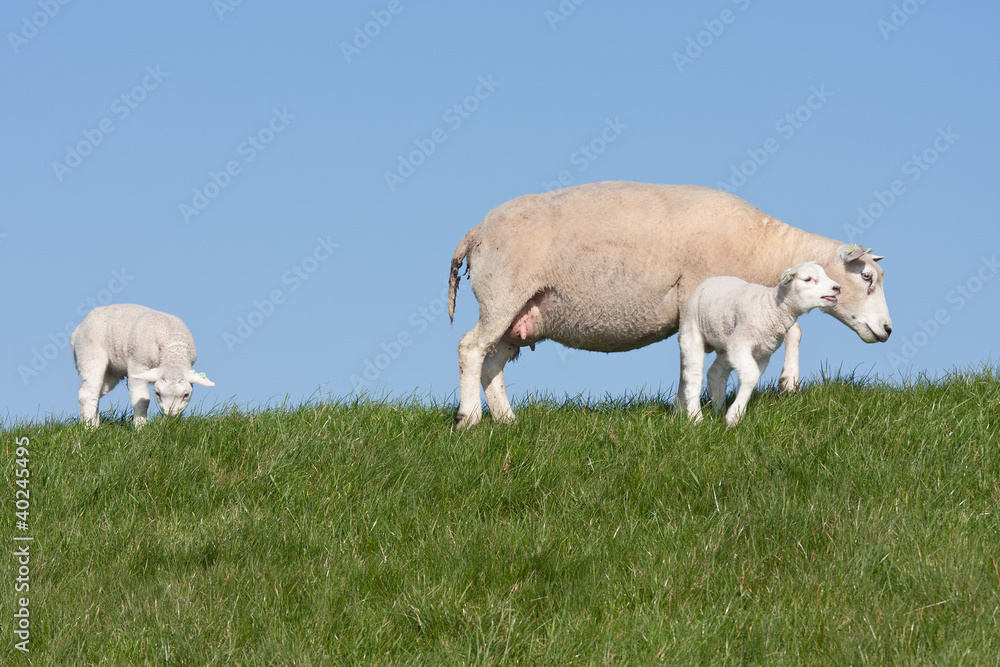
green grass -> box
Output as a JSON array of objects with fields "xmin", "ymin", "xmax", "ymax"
[{"xmin": 2, "ymin": 368, "xmax": 999, "ymax": 664}]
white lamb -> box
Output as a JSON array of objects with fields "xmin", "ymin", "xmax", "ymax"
[
  {"xmin": 678, "ymin": 261, "xmax": 841, "ymax": 427},
  {"xmin": 71, "ymin": 304, "xmax": 215, "ymax": 428}
]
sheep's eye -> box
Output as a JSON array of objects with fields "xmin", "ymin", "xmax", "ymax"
[
  {"xmin": 183, "ymin": 393, "xmax": 190, "ymax": 400},
  {"xmin": 862, "ymin": 271, "xmax": 873, "ymax": 282},
  {"xmin": 803, "ymin": 276, "xmax": 813, "ymax": 282}
]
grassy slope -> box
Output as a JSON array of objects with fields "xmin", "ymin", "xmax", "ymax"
[{"xmin": 2, "ymin": 369, "xmax": 999, "ymax": 665}]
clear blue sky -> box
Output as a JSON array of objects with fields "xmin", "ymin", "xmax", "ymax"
[{"xmin": 3, "ymin": 1, "xmax": 998, "ymax": 423}]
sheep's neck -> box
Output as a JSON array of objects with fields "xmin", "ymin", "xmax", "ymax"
[
  {"xmin": 160, "ymin": 340, "xmax": 193, "ymax": 366},
  {"xmin": 739, "ymin": 213, "xmax": 843, "ymax": 282}
]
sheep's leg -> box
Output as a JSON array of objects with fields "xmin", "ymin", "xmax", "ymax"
[
  {"xmin": 481, "ymin": 339, "xmax": 518, "ymax": 423},
  {"xmin": 456, "ymin": 324, "xmax": 489, "ymax": 429},
  {"xmin": 778, "ymin": 322, "xmax": 801, "ymax": 392},
  {"xmin": 706, "ymin": 354, "xmax": 732, "ymax": 414},
  {"xmin": 79, "ymin": 384, "xmax": 101, "ymax": 429},
  {"xmin": 678, "ymin": 331, "xmax": 706, "ymax": 422},
  {"xmin": 78, "ymin": 362, "xmax": 118, "ymax": 429},
  {"xmin": 128, "ymin": 377, "xmax": 152, "ymax": 430},
  {"xmin": 725, "ymin": 351, "xmax": 765, "ymax": 427}
]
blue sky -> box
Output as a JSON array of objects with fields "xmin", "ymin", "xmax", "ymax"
[{"xmin": 3, "ymin": 1, "xmax": 998, "ymax": 423}]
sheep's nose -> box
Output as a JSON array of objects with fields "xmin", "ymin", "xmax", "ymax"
[
  {"xmin": 884, "ymin": 324, "xmax": 892, "ymax": 336},
  {"xmin": 833, "ymin": 284, "xmax": 842, "ymax": 293}
]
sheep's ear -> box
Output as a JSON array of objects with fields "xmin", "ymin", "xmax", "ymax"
[
  {"xmin": 871, "ymin": 254, "xmax": 885, "ymax": 262},
  {"xmin": 780, "ymin": 268, "xmax": 796, "ymax": 285},
  {"xmin": 837, "ymin": 243, "xmax": 871, "ymax": 263},
  {"xmin": 132, "ymin": 368, "xmax": 163, "ymax": 383},
  {"xmin": 187, "ymin": 370, "xmax": 216, "ymax": 387}
]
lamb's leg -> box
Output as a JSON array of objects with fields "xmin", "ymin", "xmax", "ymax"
[
  {"xmin": 725, "ymin": 350, "xmax": 765, "ymax": 427},
  {"xmin": 456, "ymin": 324, "xmax": 489, "ymax": 429},
  {"xmin": 78, "ymin": 362, "xmax": 118, "ymax": 429},
  {"xmin": 706, "ymin": 354, "xmax": 732, "ymax": 415},
  {"xmin": 79, "ymin": 385, "xmax": 101, "ymax": 429},
  {"xmin": 128, "ymin": 377, "xmax": 152, "ymax": 430},
  {"xmin": 778, "ymin": 322, "xmax": 801, "ymax": 392},
  {"xmin": 678, "ymin": 330, "xmax": 706, "ymax": 422},
  {"xmin": 481, "ymin": 339, "xmax": 518, "ymax": 423}
]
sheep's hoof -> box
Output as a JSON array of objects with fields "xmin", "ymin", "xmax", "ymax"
[
  {"xmin": 453, "ymin": 413, "xmax": 477, "ymax": 431},
  {"xmin": 778, "ymin": 375, "xmax": 799, "ymax": 392}
]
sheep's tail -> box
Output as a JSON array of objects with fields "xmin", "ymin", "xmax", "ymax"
[{"xmin": 448, "ymin": 224, "xmax": 480, "ymax": 322}]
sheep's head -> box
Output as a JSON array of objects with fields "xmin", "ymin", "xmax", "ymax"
[
  {"xmin": 132, "ymin": 366, "xmax": 216, "ymax": 417},
  {"xmin": 820, "ymin": 244, "xmax": 893, "ymax": 343},
  {"xmin": 779, "ymin": 261, "xmax": 841, "ymax": 315}
]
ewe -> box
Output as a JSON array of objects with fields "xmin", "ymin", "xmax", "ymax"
[
  {"xmin": 678, "ymin": 261, "xmax": 840, "ymax": 427},
  {"xmin": 448, "ymin": 182, "xmax": 892, "ymax": 429},
  {"xmin": 71, "ymin": 304, "xmax": 215, "ymax": 428}
]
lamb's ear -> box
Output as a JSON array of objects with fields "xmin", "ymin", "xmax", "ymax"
[
  {"xmin": 780, "ymin": 268, "xmax": 796, "ymax": 285},
  {"xmin": 837, "ymin": 243, "xmax": 871, "ymax": 263},
  {"xmin": 871, "ymin": 254, "xmax": 885, "ymax": 262},
  {"xmin": 187, "ymin": 370, "xmax": 215, "ymax": 387},
  {"xmin": 132, "ymin": 368, "xmax": 163, "ymax": 383}
]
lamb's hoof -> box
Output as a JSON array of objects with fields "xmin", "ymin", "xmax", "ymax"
[
  {"xmin": 453, "ymin": 413, "xmax": 478, "ymax": 431},
  {"xmin": 778, "ymin": 375, "xmax": 799, "ymax": 393}
]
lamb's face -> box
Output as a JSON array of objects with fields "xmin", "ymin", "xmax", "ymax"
[
  {"xmin": 132, "ymin": 365, "xmax": 216, "ymax": 418},
  {"xmin": 782, "ymin": 261, "xmax": 841, "ymax": 314},
  {"xmin": 150, "ymin": 367, "xmax": 197, "ymax": 416}
]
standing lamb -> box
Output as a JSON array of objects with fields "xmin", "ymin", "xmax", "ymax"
[
  {"xmin": 448, "ymin": 181, "xmax": 892, "ymax": 429},
  {"xmin": 71, "ymin": 304, "xmax": 215, "ymax": 428},
  {"xmin": 677, "ymin": 261, "xmax": 841, "ymax": 427}
]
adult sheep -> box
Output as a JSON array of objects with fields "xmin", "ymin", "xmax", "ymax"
[{"xmin": 448, "ymin": 181, "xmax": 892, "ymax": 429}]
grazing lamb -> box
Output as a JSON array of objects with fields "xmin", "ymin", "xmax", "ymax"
[
  {"xmin": 448, "ymin": 181, "xmax": 892, "ymax": 429},
  {"xmin": 71, "ymin": 304, "xmax": 215, "ymax": 428},
  {"xmin": 677, "ymin": 261, "xmax": 841, "ymax": 427}
]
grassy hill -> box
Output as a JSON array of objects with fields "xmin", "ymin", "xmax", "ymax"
[{"xmin": 2, "ymin": 369, "xmax": 999, "ymax": 664}]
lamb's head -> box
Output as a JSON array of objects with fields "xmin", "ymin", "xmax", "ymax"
[
  {"xmin": 779, "ymin": 261, "xmax": 842, "ymax": 315},
  {"xmin": 821, "ymin": 244, "xmax": 894, "ymax": 343},
  {"xmin": 132, "ymin": 366, "xmax": 215, "ymax": 417}
]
